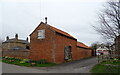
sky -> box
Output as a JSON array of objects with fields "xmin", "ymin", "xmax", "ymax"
[{"xmin": 0, "ymin": 0, "xmax": 107, "ymax": 46}]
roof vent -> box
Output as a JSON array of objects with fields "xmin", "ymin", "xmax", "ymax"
[
  {"xmin": 15, "ymin": 33, "xmax": 18, "ymax": 40},
  {"xmin": 6, "ymin": 36, "xmax": 9, "ymax": 40},
  {"xmin": 45, "ymin": 17, "xmax": 47, "ymax": 24}
]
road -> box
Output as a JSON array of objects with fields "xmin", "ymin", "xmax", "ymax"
[{"xmin": 2, "ymin": 57, "xmax": 98, "ymax": 73}]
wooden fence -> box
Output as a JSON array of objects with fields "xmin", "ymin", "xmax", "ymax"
[{"xmin": 98, "ymin": 54, "xmax": 120, "ymax": 63}]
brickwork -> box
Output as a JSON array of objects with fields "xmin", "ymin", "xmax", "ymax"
[
  {"xmin": 2, "ymin": 34, "xmax": 29, "ymax": 51},
  {"xmin": 2, "ymin": 50, "xmax": 30, "ymax": 59},
  {"xmin": 77, "ymin": 47, "xmax": 92, "ymax": 60},
  {"xmin": 29, "ymin": 22, "xmax": 92, "ymax": 64},
  {"xmin": 115, "ymin": 35, "xmax": 120, "ymax": 54},
  {"xmin": 29, "ymin": 23, "xmax": 55, "ymax": 62},
  {"xmin": 54, "ymin": 34, "xmax": 77, "ymax": 63},
  {"xmin": 2, "ymin": 43, "xmax": 27, "ymax": 51}
]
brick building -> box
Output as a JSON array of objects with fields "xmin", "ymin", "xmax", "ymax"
[
  {"xmin": 29, "ymin": 21, "xmax": 92, "ymax": 64},
  {"xmin": 77, "ymin": 42, "xmax": 92, "ymax": 59},
  {"xmin": 115, "ymin": 35, "xmax": 120, "ymax": 55},
  {"xmin": 2, "ymin": 34, "xmax": 30, "ymax": 51}
]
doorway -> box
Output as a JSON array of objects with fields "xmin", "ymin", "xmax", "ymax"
[{"xmin": 64, "ymin": 46, "xmax": 72, "ymax": 60}]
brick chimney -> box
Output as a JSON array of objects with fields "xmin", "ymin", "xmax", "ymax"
[
  {"xmin": 45, "ymin": 17, "xmax": 47, "ymax": 24},
  {"xmin": 6, "ymin": 36, "xmax": 9, "ymax": 40},
  {"xmin": 15, "ymin": 34, "xmax": 18, "ymax": 40},
  {"xmin": 26, "ymin": 37, "xmax": 28, "ymax": 41}
]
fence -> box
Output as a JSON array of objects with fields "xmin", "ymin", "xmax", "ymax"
[
  {"xmin": 2, "ymin": 50, "xmax": 30, "ymax": 59},
  {"xmin": 97, "ymin": 54, "xmax": 120, "ymax": 73},
  {"xmin": 98, "ymin": 54, "xmax": 120, "ymax": 63}
]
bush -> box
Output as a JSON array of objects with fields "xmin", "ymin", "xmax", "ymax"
[
  {"xmin": 14, "ymin": 58, "xmax": 22, "ymax": 61},
  {"xmin": 30, "ymin": 60, "xmax": 37, "ymax": 63},
  {"xmin": 20, "ymin": 59, "xmax": 30, "ymax": 63},
  {"xmin": 36, "ymin": 59, "xmax": 48, "ymax": 64},
  {"xmin": 2, "ymin": 56, "xmax": 56, "ymax": 67}
]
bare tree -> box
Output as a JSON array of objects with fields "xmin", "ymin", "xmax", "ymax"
[
  {"xmin": 0, "ymin": 40, "xmax": 1, "ymax": 47},
  {"xmin": 90, "ymin": 42, "xmax": 101, "ymax": 56},
  {"xmin": 93, "ymin": 0, "xmax": 120, "ymax": 43}
]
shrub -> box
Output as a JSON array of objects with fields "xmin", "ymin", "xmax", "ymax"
[
  {"xmin": 4, "ymin": 56, "xmax": 8, "ymax": 59},
  {"xmin": 36, "ymin": 59, "xmax": 48, "ymax": 64},
  {"xmin": 31, "ymin": 62, "xmax": 36, "ymax": 66},
  {"xmin": 113, "ymin": 58, "xmax": 119, "ymax": 63},
  {"xmin": 15, "ymin": 58, "xmax": 22, "ymax": 61},
  {"xmin": 30, "ymin": 60, "xmax": 37, "ymax": 63},
  {"xmin": 2, "ymin": 56, "xmax": 56, "ymax": 67},
  {"xmin": 20, "ymin": 59, "xmax": 30, "ymax": 63}
]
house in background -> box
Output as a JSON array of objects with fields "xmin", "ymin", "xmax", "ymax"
[
  {"xmin": 96, "ymin": 44, "xmax": 109, "ymax": 55},
  {"xmin": 29, "ymin": 18, "xmax": 92, "ymax": 64},
  {"xmin": 2, "ymin": 34, "xmax": 30, "ymax": 51}
]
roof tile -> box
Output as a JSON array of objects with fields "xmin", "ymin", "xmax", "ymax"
[
  {"xmin": 48, "ymin": 25, "xmax": 76, "ymax": 39},
  {"xmin": 77, "ymin": 42, "xmax": 89, "ymax": 49}
]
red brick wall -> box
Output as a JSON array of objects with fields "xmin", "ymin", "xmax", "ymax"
[
  {"xmin": 77, "ymin": 47, "xmax": 92, "ymax": 59},
  {"xmin": 29, "ymin": 22, "xmax": 92, "ymax": 64},
  {"xmin": 54, "ymin": 33, "xmax": 77, "ymax": 63},
  {"xmin": 29, "ymin": 23, "xmax": 56, "ymax": 62},
  {"xmin": 3, "ymin": 50, "xmax": 30, "ymax": 59}
]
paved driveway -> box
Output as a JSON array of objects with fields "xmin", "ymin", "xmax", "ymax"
[{"xmin": 2, "ymin": 57, "xmax": 98, "ymax": 73}]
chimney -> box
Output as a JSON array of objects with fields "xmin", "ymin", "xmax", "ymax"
[
  {"xmin": 45, "ymin": 17, "xmax": 47, "ymax": 24},
  {"xmin": 6, "ymin": 36, "xmax": 9, "ymax": 40},
  {"xmin": 15, "ymin": 33, "xmax": 18, "ymax": 40},
  {"xmin": 26, "ymin": 37, "xmax": 28, "ymax": 41}
]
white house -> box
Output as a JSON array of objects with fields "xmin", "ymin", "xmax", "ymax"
[{"xmin": 96, "ymin": 45, "xmax": 109, "ymax": 55}]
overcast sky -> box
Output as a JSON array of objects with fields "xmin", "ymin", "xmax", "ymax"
[{"xmin": 1, "ymin": 0, "xmax": 107, "ymax": 46}]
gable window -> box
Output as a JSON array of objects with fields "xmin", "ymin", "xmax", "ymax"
[{"xmin": 38, "ymin": 29, "xmax": 45, "ymax": 39}]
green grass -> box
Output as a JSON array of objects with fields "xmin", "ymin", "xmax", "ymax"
[
  {"xmin": 90, "ymin": 64, "xmax": 120, "ymax": 73},
  {"xmin": 2, "ymin": 57, "xmax": 56, "ymax": 67},
  {"xmin": 90, "ymin": 60, "xmax": 120, "ymax": 73},
  {"xmin": 101, "ymin": 60, "xmax": 120, "ymax": 65}
]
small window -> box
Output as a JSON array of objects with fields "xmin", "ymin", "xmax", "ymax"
[{"xmin": 38, "ymin": 29, "xmax": 45, "ymax": 39}]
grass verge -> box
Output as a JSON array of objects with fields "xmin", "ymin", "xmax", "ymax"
[
  {"xmin": 2, "ymin": 57, "xmax": 56, "ymax": 67},
  {"xmin": 90, "ymin": 60, "xmax": 120, "ymax": 73}
]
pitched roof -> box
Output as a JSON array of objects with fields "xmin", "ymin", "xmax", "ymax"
[
  {"xmin": 77, "ymin": 42, "xmax": 90, "ymax": 49},
  {"xmin": 96, "ymin": 46, "xmax": 109, "ymax": 51},
  {"xmin": 30, "ymin": 22, "xmax": 76, "ymax": 40},
  {"xmin": 3, "ymin": 38, "xmax": 29, "ymax": 44},
  {"xmin": 48, "ymin": 25, "xmax": 76, "ymax": 40}
]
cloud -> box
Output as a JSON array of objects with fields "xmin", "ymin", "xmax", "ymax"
[
  {"xmin": 1, "ymin": 0, "xmax": 106, "ymax": 3},
  {"xmin": 1, "ymin": 0, "xmax": 104, "ymax": 45}
]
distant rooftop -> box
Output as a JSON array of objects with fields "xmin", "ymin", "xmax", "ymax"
[{"xmin": 3, "ymin": 34, "xmax": 29, "ymax": 44}]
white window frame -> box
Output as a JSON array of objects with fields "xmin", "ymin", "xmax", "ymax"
[{"xmin": 38, "ymin": 29, "xmax": 45, "ymax": 39}]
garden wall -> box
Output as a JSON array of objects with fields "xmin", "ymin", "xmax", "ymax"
[{"xmin": 2, "ymin": 50, "xmax": 30, "ymax": 59}]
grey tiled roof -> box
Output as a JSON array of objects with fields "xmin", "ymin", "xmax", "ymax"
[{"xmin": 2, "ymin": 38, "xmax": 29, "ymax": 44}]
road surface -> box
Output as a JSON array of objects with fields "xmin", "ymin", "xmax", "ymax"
[{"xmin": 2, "ymin": 57, "xmax": 98, "ymax": 73}]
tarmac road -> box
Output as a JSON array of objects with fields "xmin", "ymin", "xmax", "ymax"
[{"xmin": 2, "ymin": 57, "xmax": 98, "ymax": 73}]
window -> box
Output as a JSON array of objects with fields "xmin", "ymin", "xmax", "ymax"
[{"xmin": 38, "ymin": 29, "xmax": 45, "ymax": 39}]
